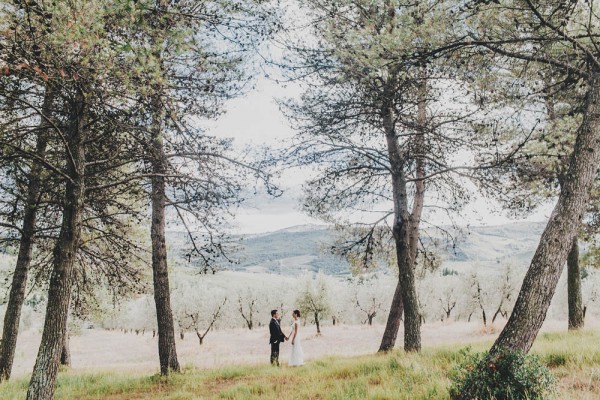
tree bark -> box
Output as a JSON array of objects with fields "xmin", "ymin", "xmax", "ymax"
[
  {"xmin": 60, "ymin": 329, "xmax": 71, "ymax": 367},
  {"xmin": 567, "ymin": 237, "xmax": 584, "ymax": 330},
  {"xmin": 26, "ymin": 91, "xmax": 88, "ymax": 400},
  {"xmin": 379, "ymin": 278, "xmax": 404, "ymax": 351},
  {"xmin": 150, "ymin": 92, "xmax": 180, "ymax": 375},
  {"xmin": 379, "ymin": 77, "xmax": 427, "ymax": 353},
  {"xmin": 402, "ymin": 77, "xmax": 427, "ymax": 352},
  {"xmin": 146, "ymin": 0, "xmax": 180, "ymax": 375},
  {"xmin": 0, "ymin": 91, "xmax": 53, "ymax": 381},
  {"xmin": 548, "ymin": 96, "xmax": 585, "ymax": 332},
  {"xmin": 392, "ymin": 219, "xmax": 421, "ymax": 352},
  {"xmin": 385, "ymin": 170, "xmax": 419, "ymax": 353}
]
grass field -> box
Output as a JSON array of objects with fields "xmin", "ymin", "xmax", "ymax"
[{"xmin": 2, "ymin": 330, "xmax": 599, "ymax": 399}]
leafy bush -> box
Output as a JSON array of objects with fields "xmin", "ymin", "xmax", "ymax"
[{"xmin": 449, "ymin": 347, "xmax": 555, "ymax": 400}]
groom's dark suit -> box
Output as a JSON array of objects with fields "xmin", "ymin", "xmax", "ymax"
[{"xmin": 269, "ymin": 318, "xmax": 286, "ymax": 366}]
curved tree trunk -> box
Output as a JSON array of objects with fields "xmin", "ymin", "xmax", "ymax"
[
  {"xmin": 26, "ymin": 92, "xmax": 88, "ymax": 400},
  {"xmin": 458, "ymin": 75, "xmax": 600, "ymax": 398},
  {"xmin": 0, "ymin": 91, "xmax": 53, "ymax": 382},
  {"xmin": 489, "ymin": 77, "xmax": 600, "ymax": 354},
  {"xmin": 567, "ymin": 237, "xmax": 584, "ymax": 330}
]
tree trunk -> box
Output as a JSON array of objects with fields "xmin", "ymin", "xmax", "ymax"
[
  {"xmin": 547, "ymin": 94, "xmax": 586, "ymax": 331},
  {"xmin": 315, "ymin": 312, "xmax": 321, "ymax": 334},
  {"xmin": 393, "ymin": 223, "xmax": 421, "ymax": 352},
  {"xmin": 492, "ymin": 307, "xmax": 502, "ymax": 324},
  {"xmin": 150, "ymin": 93, "xmax": 180, "ymax": 375},
  {"xmin": 402, "ymin": 77, "xmax": 427, "ymax": 352},
  {"xmin": 489, "ymin": 77, "xmax": 600, "ymax": 353},
  {"xmin": 379, "ymin": 279, "xmax": 404, "ymax": 351},
  {"xmin": 567, "ymin": 237, "xmax": 584, "ymax": 330},
  {"xmin": 60, "ymin": 331, "xmax": 71, "ymax": 367},
  {"xmin": 26, "ymin": 92, "xmax": 88, "ymax": 400},
  {"xmin": 195, "ymin": 331, "xmax": 203, "ymax": 346},
  {"xmin": 147, "ymin": 0, "xmax": 180, "ymax": 374},
  {"xmin": 0, "ymin": 91, "xmax": 53, "ymax": 382},
  {"xmin": 379, "ymin": 77, "xmax": 427, "ymax": 353},
  {"xmin": 457, "ymin": 75, "xmax": 600, "ymax": 400}
]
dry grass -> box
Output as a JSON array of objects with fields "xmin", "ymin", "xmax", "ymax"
[
  {"xmin": 8, "ymin": 321, "xmax": 498, "ymax": 379},
  {"xmin": 2, "ymin": 329, "xmax": 600, "ymax": 399}
]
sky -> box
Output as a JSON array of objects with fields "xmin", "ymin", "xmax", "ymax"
[{"xmin": 208, "ymin": 78, "xmax": 554, "ymax": 235}]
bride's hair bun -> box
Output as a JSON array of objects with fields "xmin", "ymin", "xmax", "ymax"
[{"xmin": 293, "ymin": 309, "xmax": 301, "ymax": 317}]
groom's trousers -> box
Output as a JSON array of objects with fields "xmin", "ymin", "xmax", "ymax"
[{"xmin": 270, "ymin": 342, "xmax": 280, "ymax": 366}]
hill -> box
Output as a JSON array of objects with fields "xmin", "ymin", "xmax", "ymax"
[{"xmin": 168, "ymin": 221, "xmax": 547, "ymax": 275}]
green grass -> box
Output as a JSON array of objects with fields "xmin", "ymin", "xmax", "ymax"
[{"xmin": 2, "ymin": 330, "xmax": 600, "ymax": 399}]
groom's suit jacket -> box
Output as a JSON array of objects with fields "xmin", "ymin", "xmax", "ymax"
[{"xmin": 269, "ymin": 318, "xmax": 286, "ymax": 345}]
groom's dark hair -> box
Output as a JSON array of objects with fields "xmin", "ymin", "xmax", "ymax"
[{"xmin": 271, "ymin": 309, "xmax": 278, "ymax": 317}]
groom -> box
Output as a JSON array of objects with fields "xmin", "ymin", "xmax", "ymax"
[{"xmin": 269, "ymin": 309, "xmax": 287, "ymax": 366}]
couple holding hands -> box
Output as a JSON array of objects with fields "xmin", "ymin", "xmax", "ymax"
[{"xmin": 269, "ymin": 309, "xmax": 304, "ymax": 367}]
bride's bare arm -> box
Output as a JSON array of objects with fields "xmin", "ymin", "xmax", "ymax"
[{"xmin": 291, "ymin": 323, "xmax": 298, "ymax": 344}]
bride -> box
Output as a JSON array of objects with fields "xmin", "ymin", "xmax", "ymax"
[{"xmin": 287, "ymin": 309, "xmax": 304, "ymax": 366}]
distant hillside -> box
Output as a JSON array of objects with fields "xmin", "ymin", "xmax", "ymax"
[
  {"xmin": 231, "ymin": 225, "xmax": 347, "ymax": 275},
  {"xmin": 441, "ymin": 222, "xmax": 547, "ymax": 274},
  {"xmin": 168, "ymin": 221, "xmax": 547, "ymax": 276}
]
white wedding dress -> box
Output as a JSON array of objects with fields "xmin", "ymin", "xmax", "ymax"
[{"xmin": 289, "ymin": 320, "xmax": 304, "ymax": 366}]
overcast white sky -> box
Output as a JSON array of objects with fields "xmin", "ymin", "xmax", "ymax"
[{"xmin": 208, "ymin": 78, "xmax": 554, "ymax": 235}]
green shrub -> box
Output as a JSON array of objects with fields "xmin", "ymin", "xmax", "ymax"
[{"xmin": 449, "ymin": 347, "xmax": 555, "ymax": 400}]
